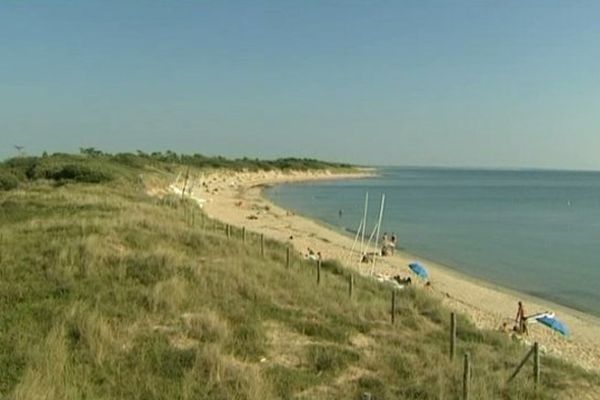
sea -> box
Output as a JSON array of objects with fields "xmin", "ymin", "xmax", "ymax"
[{"xmin": 265, "ymin": 167, "xmax": 600, "ymax": 317}]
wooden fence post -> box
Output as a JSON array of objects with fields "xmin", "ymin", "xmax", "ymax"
[
  {"xmin": 317, "ymin": 260, "xmax": 321, "ymax": 285},
  {"xmin": 463, "ymin": 353, "xmax": 471, "ymax": 400},
  {"xmin": 349, "ymin": 274, "xmax": 354, "ymax": 299},
  {"xmin": 260, "ymin": 234, "xmax": 264, "ymax": 257},
  {"xmin": 508, "ymin": 346, "xmax": 535, "ymax": 383},
  {"xmin": 286, "ymin": 247, "xmax": 290, "ymax": 268},
  {"xmin": 450, "ymin": 312, "xmax": 457, "ymax": 361},
  {"xmin": 391, "ymin": 290, "xmax": 396, "ymax": 324},
  {"xmin": 533, "ymin": 342, "xmax": 540, "ymax": 387}
]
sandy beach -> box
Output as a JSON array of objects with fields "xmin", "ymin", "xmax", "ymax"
[{"xmin": 175, "ymin": 168, "xmax": 600, "ymax": 372}]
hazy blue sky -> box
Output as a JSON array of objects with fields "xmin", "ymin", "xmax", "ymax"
[{"xmin": 1, "ymin": 1, "xmax": 599, "ymax": 169}]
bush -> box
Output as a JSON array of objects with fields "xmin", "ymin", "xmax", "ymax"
[
  {"xmin": 29, "ymin": 161, "xmax": 112, "ymax": 183},
  {"xmin": 48, "ymin": 164, "xmax": 112, "ymax": 183},
  {"xmin": 0, "ymin": 171, "xmax": 19, "ymax": 191},
  {"xmin": 112, "ymin": 153, "xmax": 147, "ymax": 168},
  {"xmin": 1, "ymin": 157, "xmax": 38, "ymax": 180}
]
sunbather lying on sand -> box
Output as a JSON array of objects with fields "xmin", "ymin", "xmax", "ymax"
[
  {"xmin": 393, "ymin": 275, "xmax": 412, "ymax": 285},
  {"xmin": 305, "ymin": 248, "xmax": 321, "ymax": 261},
  {"xmin": 361, "ymin": 252, "xmax": 378, "ymax": 263}
]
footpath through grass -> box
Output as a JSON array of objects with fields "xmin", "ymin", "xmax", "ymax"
[{"xmin": 0, "ymin": 154, "xmax": 599, "ymax": 399}]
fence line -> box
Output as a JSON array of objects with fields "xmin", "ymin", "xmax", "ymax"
[{"xmin": 188, "ymin": 216, "xmax": 545, "ymax": 397}]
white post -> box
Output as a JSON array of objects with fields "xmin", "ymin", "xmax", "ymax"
[
  {"xmin": 370, "ymin": 194, "xmax": 386, "ymax": 275},
  {"xmin": 359, "ymin": 192, "xmax": 369, "ymax": 263},
  {"xmin": 347, "ymin": 218, "xmax": 364, "ymax": 265}
]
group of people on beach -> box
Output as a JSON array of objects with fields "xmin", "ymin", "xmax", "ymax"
[
  {"xmin": 381, "ymin": 232, "xmax": 397, "ymax": 256},
  {"xmin": 339, "ymin": 212, "xmax": 531, "ymax": 338},
  {"xmin": 515, "ymin": 301, "xmax": 528, "ymax": 335},
  {"xmin": 305, "ymin": 247, "xmax": 322, "ymax": 261},
  {"xmin": 500, "ymin": 301, "xmax": 529, "ymax": 336}
]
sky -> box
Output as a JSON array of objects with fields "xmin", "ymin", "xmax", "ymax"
[{"xmin": 1, "ymin": 1, "xmax": 599, "ymax": 169}]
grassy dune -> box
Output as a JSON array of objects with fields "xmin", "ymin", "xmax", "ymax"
[{"xmin": 0, "ymin": 154, "xmax": 599, "ymax": 399}]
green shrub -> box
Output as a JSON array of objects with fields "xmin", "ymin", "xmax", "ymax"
[
  {"xmin": 0, "ymin": 171, "xmax": 19, "ymax": 191},
  {"xmin": 49, "ymin": 164, "xmax": 112, "ymax": 183},
  {"xmin": 1, "ymin": 157, "xmax": 38, "ymax": 180},
  {"xmin": 29, "ymin": 161, "xmax": 112, "ymax": 183},
  {"xmin": 112, "ymin": 152, "xmax": 148, "ymax": 168}
]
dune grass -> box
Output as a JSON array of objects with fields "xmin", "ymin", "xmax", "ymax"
[{"xmin": 0, "ymin": 160, "xmax": 599, "ymax": 399}]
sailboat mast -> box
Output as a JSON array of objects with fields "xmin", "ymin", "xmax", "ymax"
[
  {"xmin": 370, "ymin": 193, "xmax": 386, "ymax": 275},
  {"xmin": 374, "ymin": 194, "xmax": 385, "ymax": 249},
  {"xmin": 347, "ymin": 218, "xmax": 364, "ymax": 265},
  {"xmin": 359, "ymin": 192, "xmax": 369, "ymax": 260}
]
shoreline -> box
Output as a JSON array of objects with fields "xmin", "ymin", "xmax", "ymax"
[
  {"xmin": 181, "ymin": 168, "xmax": 600, "ymax": 372},
  {"xmin": 264, "ymin": 188, "xmax": 600, "ymax": 323}
]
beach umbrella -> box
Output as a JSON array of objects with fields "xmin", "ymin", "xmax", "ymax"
[
  {"xmin": 536, "ymin": 315, "xmax": 570, "ymax": 336},
  {"xmin": 408, "ymin": 262, "xmax": 429, "ymax": 280}
]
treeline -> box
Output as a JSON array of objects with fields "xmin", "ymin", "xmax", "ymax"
[
  {"xmin": 94, "ymin": 148, "xmax": 352, "ymax": 170},
  {"xmin": 0, "ymin": 148, "xmax": 353, "ymax": 190}
]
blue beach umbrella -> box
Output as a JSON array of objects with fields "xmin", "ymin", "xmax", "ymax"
[
  {"xmin": 408, "ymin": 262, "xmax": 429, "ymax": 280},
  {"xmin": 536, "ymin": 315, "xmax": 570, "ymax": 336}
]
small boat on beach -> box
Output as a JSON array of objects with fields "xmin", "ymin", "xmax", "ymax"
[{"xmin": 525, "ymin": 311, "xmax": 555, "ymax": 323}]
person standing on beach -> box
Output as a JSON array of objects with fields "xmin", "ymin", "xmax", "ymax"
[
  {"xmin": 338, "ymin": 209, "xmax": 343, "ymax": 219},
  {"xmin": 380, "ymin": 233, "xmax": 389, "ymax": 255},
  {"xmin": 515, "ymin": 301, "xmax": 528, "ymax": 335},
  {"xmin": 390, "ymin": 233, "xmax": 396, "ymax": 255}
]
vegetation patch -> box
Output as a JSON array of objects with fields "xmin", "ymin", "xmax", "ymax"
[
  {"xmin": 0, "ymin": 171, "xmax": 19, "ymax": 191},
  {"xmin": 266, "ymin": 365, "xmax": 323, "ymax": 398},
  {"xmin": 306, "ymin": 344, "xmax": 360, "ymax": 375},
  {"xmin": 0, "ymin": 152, "xmax": 597, "ymax": 399},
  {"xmin": 357, "ymin": 376, "xmax": 390, "ymax": 400},
  {"xmin": 292, "ymin": 319, "xmax": 351, "ymax": 343}
]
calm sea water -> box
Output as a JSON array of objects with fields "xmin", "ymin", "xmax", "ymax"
[{"xmin": 265, "ymin": 168, "xmax": 600, "ymax": 316}]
